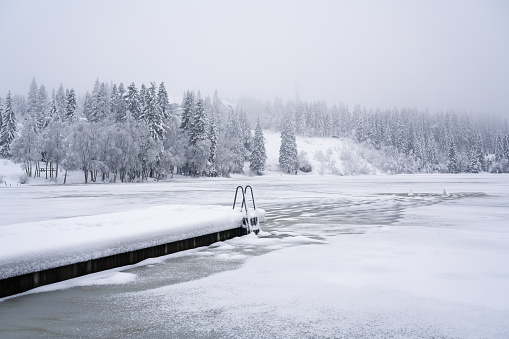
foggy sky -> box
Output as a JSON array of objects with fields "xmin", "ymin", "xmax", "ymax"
[{"xmin": 1, "ymin": 0, "xmax": 508, "ymax": 116}]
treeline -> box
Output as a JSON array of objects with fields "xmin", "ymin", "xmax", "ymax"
[
  {"xmin": 2, "ymin": 77, "xmax": 509, "ymax": 182},
  {"xmin": 258, "ymin": 99, "xmax": 509, "ymax": 174},
  {"xmin": 0, "ymin": 79, "xmax": 267, "ymax": 183}
]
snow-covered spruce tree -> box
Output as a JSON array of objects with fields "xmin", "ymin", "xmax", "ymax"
[
  {"xmin": 225, "ymin": 109, "xmax": 244, "ymax": 173},
  {"xmin": 467, "ymin": 145, "xmax": 479, "ymax": 173},
  {"xmin": 250, "ymin": 117, "xmax": 266, "ymax": 175},
  {"xmin": 83, "ymin": 92, "xmax": 93, "ymax": 121},
  {"xmin": 116, "ymin": 83, "xmax": 128, "ymax": 123},
  {"xmin": 27, "ymin": 78, "xmax": 39, "ymax": 122},
  {"xmin": 157, "ymin": 82, "xmax": 171, "ymax": 120},
  {"xmin": 207, "ymin": 109, "xmax": 219, "ymax": 176},
  {"xmin": 36, "ymin": 84, "xmax": 49, "ymax": 130},
  {"xmin": 1, "ymin": 92, "xmax": 17, "ymax": 155},
  {"xmin": 185, "ymin": 94, "xmax": 210, "ymax": 176},
  {"xmin": 504, "ymin": 135, "xmax": 509, "ymax": 163},
  {"xmin": 0, "ymin": 98, "xmax": 3, "ymax": 137},
  {"xmin": 49, "ymin": 98, "xmax": 58, "ymax": 123},
  {"xmin": 475, "ymin": 134, "xmax": 485, "ymax": 172},
  {"xmin": 126, "ymin": 83, "xmax": 141, "ymax": 121},
  {"xmin": 189, "ymin": 96, "xmax": 207, "ymax": 146},
  {"xmin": 495, "ymin": 133, "xmax": 503, "ymax": 162},
  {"xmin": 279, "ymin": 106, "xmax": 298, "ymax": 174},
  {"xmin": 447, "ymin": 138, "xmax": 458, "ymax": 173},
  {"xmin": 139, "ymin": 84, "xmax": 147, "ymax": 120},
  {"xmin": 56, "ymin": 84, "xmax": 67, "ymax": 120},
  {"xmin": 180, "ymin": 90, "xmax": 194, "ymax": 131},
  {"xmin": 89, "ymin": 80, "xmax": 109, "ymax": 122},
  {"xmin": 110, "ymin": 84, "xmax": 119, "ymax": 121},
  {"xmin": 239, "ymin": 109, "xmax": 252, "ymax": 156},
  {"xmin": 140, "ymin": 82, "xmax": 166, "ymax": 140},
  {"xmin": 65, "ymin": 89, "xmax": 77, "ymax": 122}
]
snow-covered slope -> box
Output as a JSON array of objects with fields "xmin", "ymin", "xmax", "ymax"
[{"xmin": 263, "ymin": 130, "xmax": 381, "ymax": 175}]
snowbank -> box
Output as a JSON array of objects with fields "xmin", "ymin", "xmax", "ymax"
[{"xmin": 0, "ymin": 205, "xmax": 265, "ymax": 279}]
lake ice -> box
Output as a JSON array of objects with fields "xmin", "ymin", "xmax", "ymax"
[{"xmin": 1, "ymin": 173, "xmax": 508, "ymax": 338}]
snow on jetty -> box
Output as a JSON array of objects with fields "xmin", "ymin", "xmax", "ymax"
[{"xmin": 0, "ymin": 205, "xmax": 265, "ymax": 280}]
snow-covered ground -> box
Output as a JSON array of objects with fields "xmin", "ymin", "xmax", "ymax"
[
  {"xmin": 1, "ymin": 173, "xmax": 508, "ymax": 338},
  {"xmin": 264, "ymin": 130, "xmax": 380, "ymax": 175}
]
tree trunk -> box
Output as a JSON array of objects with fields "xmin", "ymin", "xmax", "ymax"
[{"xmin": 64, "ymin": 170, "xmax": 68, "ymax": 184}]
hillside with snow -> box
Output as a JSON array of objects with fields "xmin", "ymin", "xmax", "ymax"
[
  {"xmin": 1, "ymin": 131, "xmax": 385, "ymax": 186},
  {"xmin": 263, "ymin": 130, "xmax": 381, "ymax": 176}
]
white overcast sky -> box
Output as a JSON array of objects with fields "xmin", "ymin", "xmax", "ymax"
[{"xmin": 1, "ymin": 0, "xmax": 508, "ymax": 116}]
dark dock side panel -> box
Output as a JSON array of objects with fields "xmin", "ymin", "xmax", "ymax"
[{"xmin": 0, "ymin": 226, "xmax": 247, "ymax": 298}]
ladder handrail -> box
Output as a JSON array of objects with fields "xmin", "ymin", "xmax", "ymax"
[
  {"xmin": 232, "ymin": 185, "xmax": 247, "ymax": 212},
  {"xmin": 244, "ymin": 185, "xmax": 256, "ymax": 210}
]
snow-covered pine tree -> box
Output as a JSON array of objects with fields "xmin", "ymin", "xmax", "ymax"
[
  {"xmin": 207, "ymin": 107, "xmax": 219, "ymax": 175},
  {"xmin": 56, "ymin": 84, "xmax": 67, "ymax": 120},
  {"xmin": 0, "ymin": 98, "xmax": 3, "ymax": 143},
  {"xmin": 157, "ymin": 82, "xmax": 171, "ymax": 120},
  {"xmin": 126, "ymin": 83, "xmax": 140, "ymax": 121},
  {"xmin": 189, "ymin": 96, "xmax": 207, "ymax": 145},
  {"xmin": 116, "ymin": 83, "xmax": 127, "ymax": 123},
  {"xmin": 49, "ymin": 98, "xmax": 58, "ymax": 123},
  {"xmin": 139, "ymin": 84, "xmax": 147, "ymax": 121},
  {"xmin": 495, "ymin": 133, "xmax": 503, "ymax": 162},
  {"xmin": 225, "ymin": 109, "xmax": 244, "ymax": 173},
  {"xmin": 36, "ymin": 84, "xmax": 49, "ymax": 130},
  {"xmin": 110, "ymin": 84, "xmax": 119, "ymax": 120},
  {"xmin": 83, "ymin": 92, "xmax": 93, "ymax": 121},
  {"xmin": 279, "ymin": 106, "xmax": 298, "ymax": 173},
  {"xmin": 250, "ymin": 117, "xmax": 267, "ymax": 175},
  {"xmin": 89, "ymin": 80, "xmax": 109, "ymax": 122},
  {"xmin": 467, "ymin": 145, "xmax": 479, "ymax": 173},
  {"xmin": 110, "ymin": 83, "xmax": 127, "ymax": 123},
  {"xmin": 504, "ymin": 135, "xmax": 509, "ymax": 162},
  {"xmin": 0, "ymin": 98, "xmax": 3, "ymax": 137},
  {"xmin": 239, "ymin": 109, "xmax": 252, "ymax": 157},
  {"xmin": 1, "ymin": 92, "xmax": 16, "ymax": 155},
  {"xmin": 97, "ymin": 82, "xmax": 109, "ymax": 121},
  {"xmin": 395, "ymin": 114, "xmax": 406, "ymax": 153},
  {"xmin": 447, "ymin": 137, "xmax": 458, "ymax": 173},
  {"xmin": 180, "ymin": 90, "xmax": 195, "ymax": 131},
  {"xmin": 27, "ymin": 78, "xmax": 38, "ymax": 121},
  {"xmin": 88, "ymin": 80, "xmax": 100, "ymax": 122},
  {"xmin": 142, "ymin": 82, "xmax": 166, "ymax": 140},
  {"xmin": 475, "ymin": 134, "xmax": 485, "ymax": 171},
  {"xmin": 65, "ymin": 89, "xmax": 77, "ymax": 122}
]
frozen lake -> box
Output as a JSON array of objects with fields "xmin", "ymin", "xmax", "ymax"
[{"xmin": 1, "ymin": 174, "xmax": 509, "ymax": 338}]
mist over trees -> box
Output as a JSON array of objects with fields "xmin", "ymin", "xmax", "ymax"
[
  {"xmin": 252, "ymin": 98, "xmax": 509, "ymax": 174},
  {"xmin": 1, "ymin": 78, "xmax": 509, "ymax": 184}
]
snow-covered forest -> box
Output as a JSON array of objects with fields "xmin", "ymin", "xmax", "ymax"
[{"xmin": 1, "ymin": 78, "xmax": 509, "ymax": 184}]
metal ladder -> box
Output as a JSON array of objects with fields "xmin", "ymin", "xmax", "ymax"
[{"xmin": 232, "ymin": 185, "xmax": 260, "ymax": 234}]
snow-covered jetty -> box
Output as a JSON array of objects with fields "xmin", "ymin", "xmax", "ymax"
[{"xmin": 0, "ymin": 203, "xmax": 265, "ymax": 298}]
